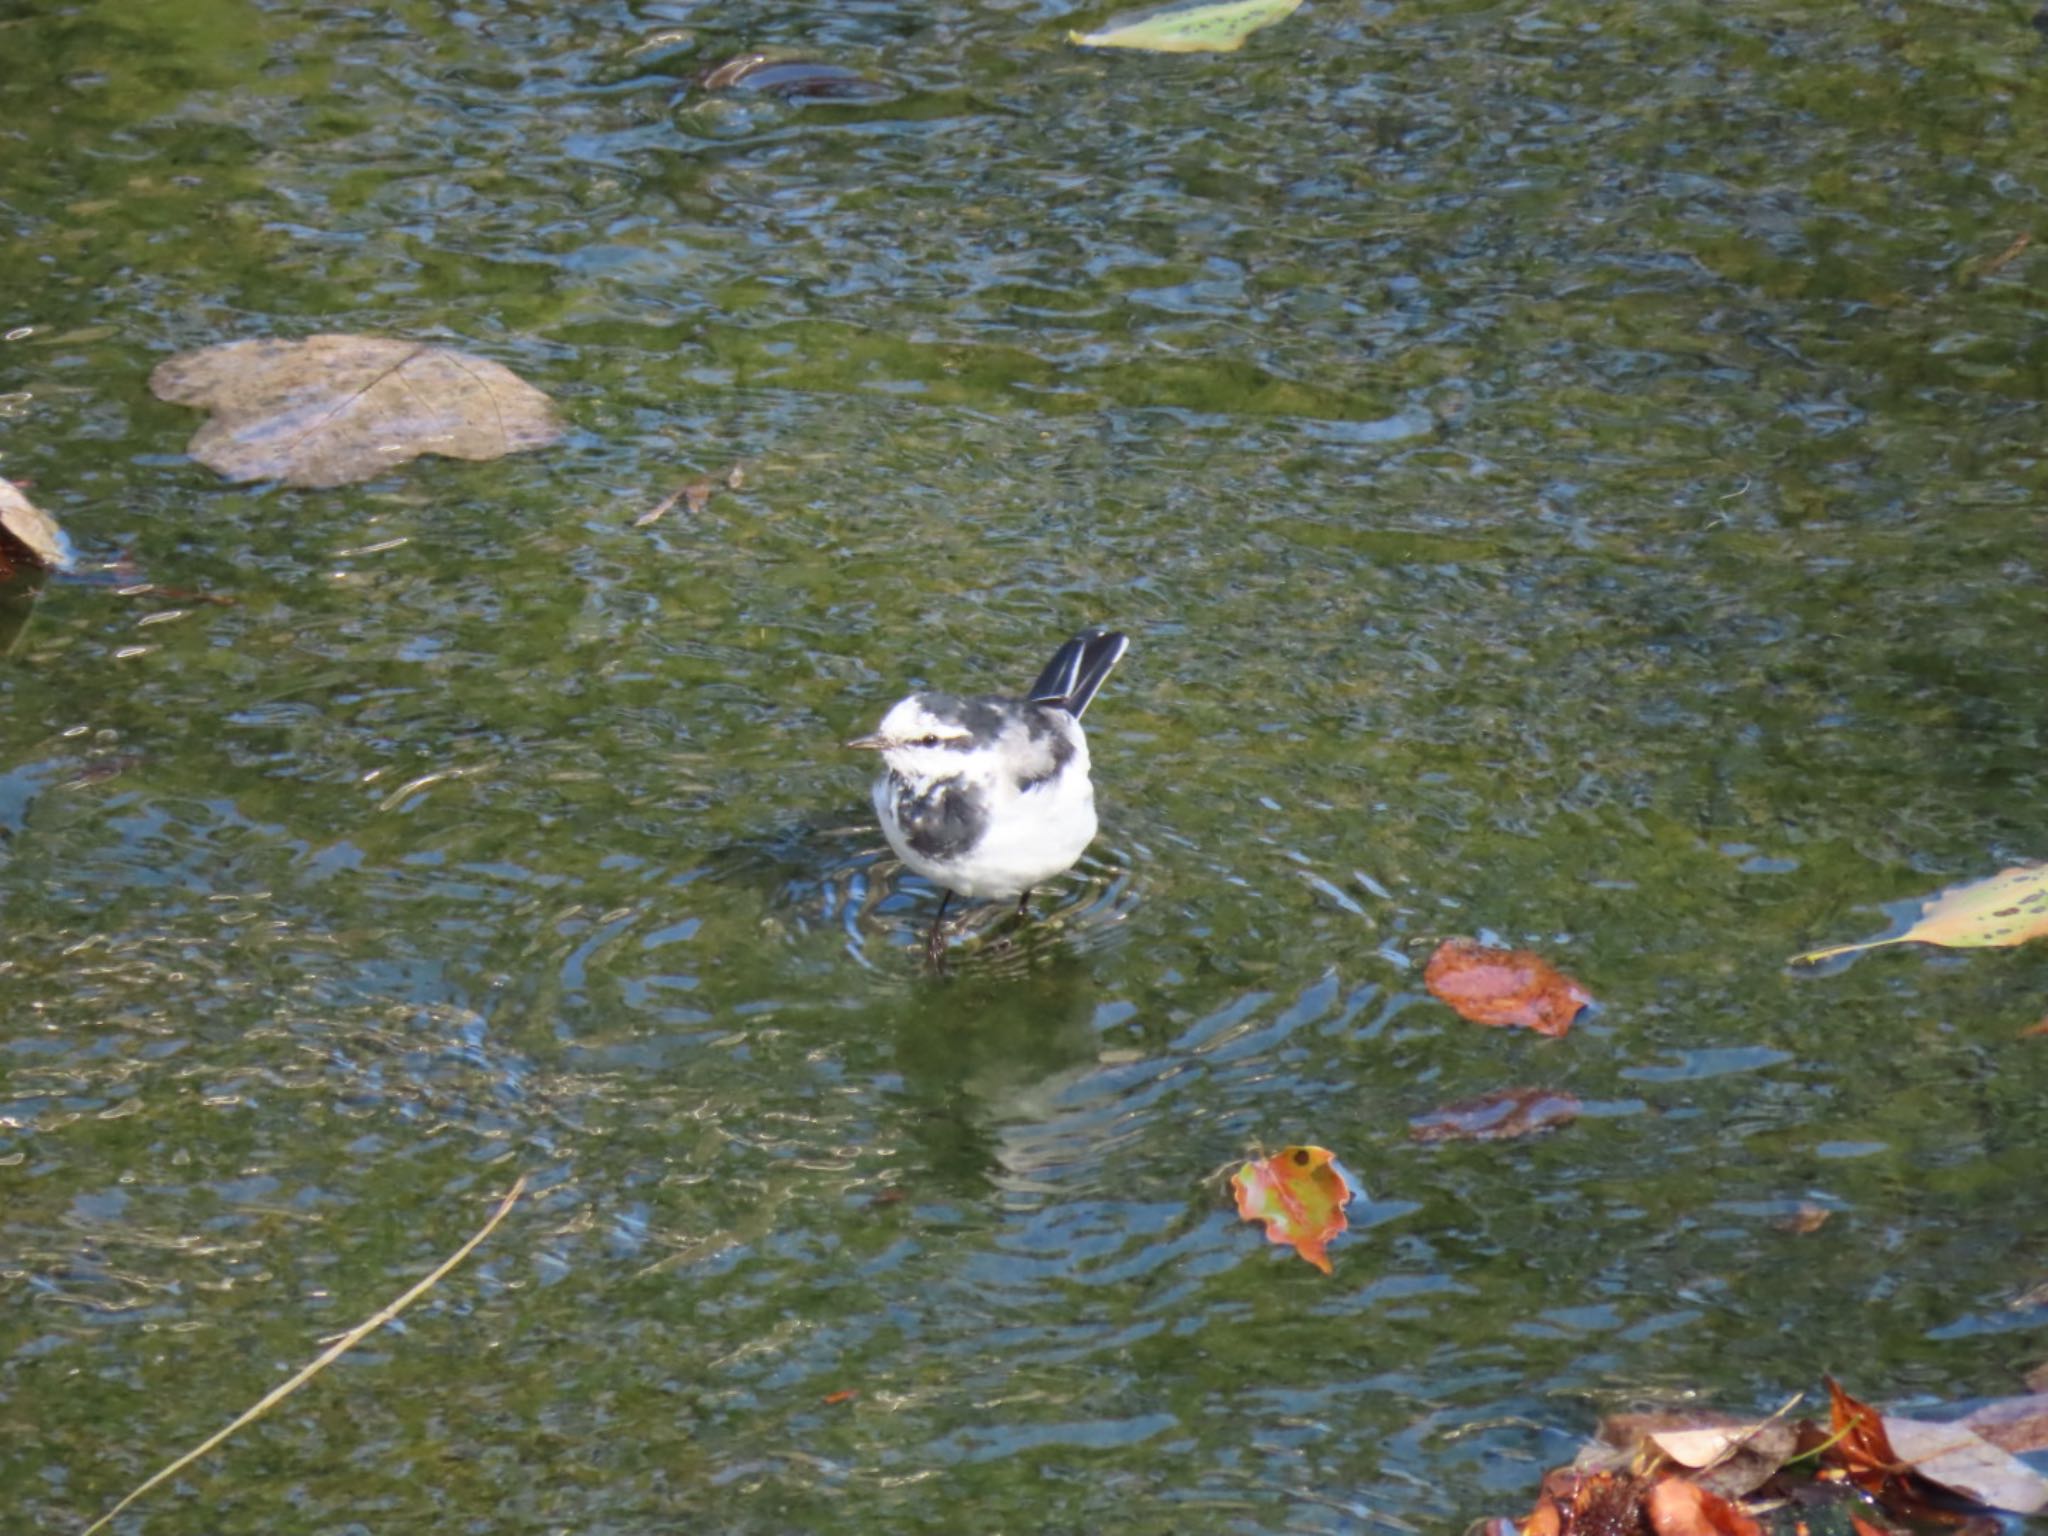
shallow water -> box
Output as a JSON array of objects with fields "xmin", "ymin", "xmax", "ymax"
[{"xmin": 3, "ymin": 0, "xmax": 2046, "ymax": 1529}]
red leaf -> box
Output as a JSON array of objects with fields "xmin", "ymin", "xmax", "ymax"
[
  {"xmin": 1646, "ymin": 1479, "xmax": 1762, "ymax": 1536},
  {"xmin": 1410, "ymin": 1087, "xmax": 1582, "ymax": 1143},
  {"xmin": 1424, "ymin": 939, "xmax": 1592, "ymax": 1035},
  {"xmin": 1824, "ymin": 1376, "xmax": 1903, "ymax": 1495}
]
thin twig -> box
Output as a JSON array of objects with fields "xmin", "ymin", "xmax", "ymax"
[
  {"xmin": 1972, "ymin": 231, "xmax": 2033, "ymax": 281},
  {"xmin": 635, "ymin": 462, "xmax": 745, "ymax": 527},
  {"xmin": 81, "ymin": 1172, "xmax": 529, "ymax": 1536},
  {"xmin": 633, "ymin": 483, "xmax": 691, "ymax": 527}
]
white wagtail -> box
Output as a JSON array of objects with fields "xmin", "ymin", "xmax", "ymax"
[{"xmin": 848, "ymin": 627, "xmax": 1131, "ymax": 966}]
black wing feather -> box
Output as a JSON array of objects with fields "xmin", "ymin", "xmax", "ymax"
[{"xmin": 1026, "ymin": 628, "xmax": 1129, "ymax": 719}]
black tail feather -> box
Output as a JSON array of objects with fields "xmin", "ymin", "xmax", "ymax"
[{"xmin": 1027, "ymin": 627, "xmax": 1129, "ymax": 719}]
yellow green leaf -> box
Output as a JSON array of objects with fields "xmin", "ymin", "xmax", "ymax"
[
  {"xmin": 1793, "ymin": 863, "xmax": 2048, "ymax": 964},
  {"xmin": 1069, "ymin": 0, "xmax": 1304, "ymax": 54},
  {"xmin": 1231, "ymin": 1145, "xmax": 1355, "ymax": 1273}
]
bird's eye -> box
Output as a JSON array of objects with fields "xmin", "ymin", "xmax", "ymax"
[{"xmin": 917, "ymin": 734, "xmax": 942, "ymax": 747}]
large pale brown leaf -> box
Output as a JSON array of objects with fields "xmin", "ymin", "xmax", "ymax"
[
  {"xmin": 1964, "ymin": 1392, "xmax": 2048, "ymax": 1455},
  {"xmin": 150, "ymin": 335, "xmax": 562, "ymax": 488},
  {"xmin": 1882, "ymin": 1416, "xmax": 2048, "ymax": 1514}
]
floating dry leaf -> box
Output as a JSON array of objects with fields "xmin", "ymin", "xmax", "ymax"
[
  {"xmin": 1070, "ymin": 0, "xmax": 1303, "ymax": 51},
  {"xmin": 1230, "ymin": 1145, "xmax": 1355, "ymax": 1274},
  {"xmin": 1600, "ymin": 1401, "xmax": 1800, "ymax": 1501},
  {"xmin": 1424, "ymin": 938, "xmax": 1592, "ymax": 1036},
  {"xmin": 1649, "ymin": 1423, "xmax": 1796, "ymax": 1477},
  {"xmin": 1882, "ymin": 1416, "xmax": 2048, "ymax": 1514},
  {"xmin": 1409, "ymin": 1086, "xmax": 1581, "ymax": 1143},
  {"xmin": 1793, "ymin": 864, "xmax": 2048, "ymax": 965},
  {"xmin": 0, "ymin": 475, "xmax": 75, "ymax": 573},
  {"xmin": 150, "ymin": 335, "xmax": 563, "ymax": 488}
]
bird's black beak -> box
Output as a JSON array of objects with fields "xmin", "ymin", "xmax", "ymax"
[{"xmin": 844, "ymin": 733, "xmax": 887, "ymax": 751}]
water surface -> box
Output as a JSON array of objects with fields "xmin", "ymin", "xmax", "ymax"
[{"xmin": 3, "ymin": 0, "xmax": 2047, "ymax": 1529}]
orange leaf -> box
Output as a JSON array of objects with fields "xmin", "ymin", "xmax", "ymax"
[
  {"xmin": 1825, "ymin": 1377, "xmax": 1904, "ymax": 1496},
  {"xmin": 822, "ymin": 1388, "xmax": 859, "ymax": 1406},
  {"xmin": 1424, "ymin": 939, "xmax": 1593, "ymax": 1036},
  {"xmin": 2021, "ymin": 1017, "xmax": 2048, "ymax": 1039},
  {"xmin": 1230, "ymin": 1146, "xmax": 1356, "ymax": 1274},
  {"xmin": 1647, "ymin": 1478, "xmax": 1762, "ymax": 1536}
]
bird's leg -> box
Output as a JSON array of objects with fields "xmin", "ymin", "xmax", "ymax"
[
  {"xmin": 1015, "ymin": 890, "xmax": 1032, "ymax": 919},
  {"xmin": 923, "ymin": 889, "xmax": 953, "ymax": 972}
]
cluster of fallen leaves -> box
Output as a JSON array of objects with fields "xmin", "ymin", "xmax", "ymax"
[
  {"xmin": 1231, "ymin": 940, "xmax": 1594, "ymax": 1270},
  {"xmin": 1487, "ymin": 1380, "xmax": 2048, "ymax": 1536}
]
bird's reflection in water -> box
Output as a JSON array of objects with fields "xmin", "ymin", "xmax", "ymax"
[{"xmin": 886, "ymin": 951, "xmax": 1114, "ymax": 1199}]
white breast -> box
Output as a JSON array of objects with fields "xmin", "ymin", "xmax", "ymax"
[{"xmin": 876, "ymin": 721, "xmax": 1100, "ymax": 900}]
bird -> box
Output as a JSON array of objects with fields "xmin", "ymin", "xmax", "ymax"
[{"xmin": 848, "ymin": 627, "xmax": 1131, "ymax": 967}]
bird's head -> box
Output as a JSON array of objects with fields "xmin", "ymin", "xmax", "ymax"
[{"xmin": 846, "ymin": 693, "xmax": 977, "ymax": 781}]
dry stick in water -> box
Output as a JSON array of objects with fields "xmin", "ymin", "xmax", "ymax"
[{"xmin": 81, "ymin": 1172, "xmax": 529, "ymax": 1536}]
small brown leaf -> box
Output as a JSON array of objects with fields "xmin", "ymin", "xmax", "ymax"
[
  {"xmin": 2021, "ymin": 1016, "xmax": 2048, "ymax": 1039},
  {"xmin": 1424, "ymin": 938, "xmax": 1593, "ymax": 1036},
  {"xmin": 1773, "ymin": 1202, "xmax": 1832, "ymax": 1234},
  {"xmin": 821, "ymin": 1388, "xmax": 859, "ymax": 1406},
  {"xmin": 1410, "ymin": 1087, "xmax": 1581, "ymax": 1143},
  {"xmin": 151, "ymin": 335, "xmax": 562, "ymax": 488}
]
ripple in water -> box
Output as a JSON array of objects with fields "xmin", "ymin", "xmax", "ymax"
[{"xmin": 779, "ymin": 830, "xmax": 1146, "ymax": 976}]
